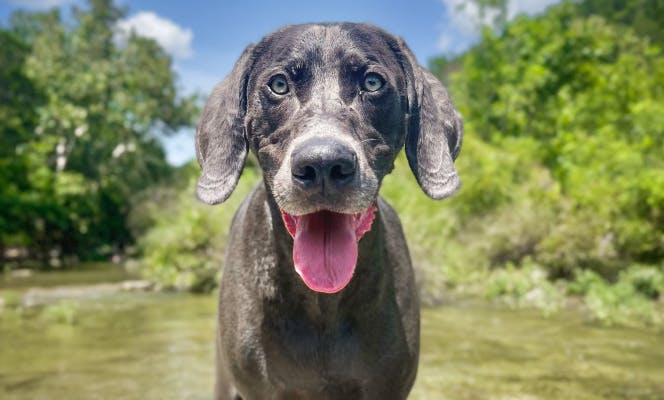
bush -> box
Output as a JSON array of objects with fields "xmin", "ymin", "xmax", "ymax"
[
  {"xmin": 584, "ymin": 281, "xmax": 661, "ymax": 327},
  {"xmin": 569, "ymin": 266, "xmax": 663, "ymax": 326},
  {"xmin": 618, "ymin": 265, "xmax": 664, "ymax": 299},
  {"xmin": 129, "ymin": 161, "xmax": 259, "ymax": 292},
  {"xmin": 381, "ymin": 135, "xmax": 557, "ymax": 298},
  {"xmin": 568, "ymin": 269, "xmax": 605, "ymax": 296},
  {"xmin": 484, "ymin": 261, "xmax": 564, "ymax": 314},
  {"xmin": 535, "ymin": 207, "xmax": 620, "ymax": 279}
]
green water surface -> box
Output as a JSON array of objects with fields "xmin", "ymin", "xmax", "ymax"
[{"xmin": 1, "ymin": 274, "xmax": 662, "ymax": 399}]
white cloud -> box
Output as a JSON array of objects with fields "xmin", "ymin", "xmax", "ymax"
[
  {"xmin": 439, "ymin": 0, "xmax": 561, "ymax": 52},
  {"xmin": 8, "ymin": 0, "xmax": 76, "ymax": 9},
  {"xmin": 115, "ymin": 11, "xmax": 193, "ymax": 59},
  {"xmin": 441, "ymin": 0, "xmax": 499, "ymax": 35},
  {"xmin": 437, "ymin": 34, "xmax": 451, "ymax": 52}
]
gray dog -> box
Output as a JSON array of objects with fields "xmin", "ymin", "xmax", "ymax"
[{"xmin": 195, "ymin": 23, "xmax": 462, "ymax": 400}]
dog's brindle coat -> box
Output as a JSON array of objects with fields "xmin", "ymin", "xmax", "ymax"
[{"xmin": 196, "ymin": 23, "xmax": 462, "ymax": 400}]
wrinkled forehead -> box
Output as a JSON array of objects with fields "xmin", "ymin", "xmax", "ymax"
[{"xmin": 252, "ymin": 24, "xmax": 400, "ymax": 74}]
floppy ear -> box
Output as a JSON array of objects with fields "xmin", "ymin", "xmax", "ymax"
[
  {"xmin": 396, "ymin": 39, "xmax": 463, "ymax": 200},
  {"xmin": 195, "ymin": 45, "xmax": 255, "ymax": 205}
]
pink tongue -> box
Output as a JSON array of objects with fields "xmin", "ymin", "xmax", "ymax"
[
  {"xmin": 293, "ymin": 211, "xmax": 357, "ymax": 293},
  {"xmin": 282, "ymin": 207, "xmax": 376, "ymax": 294}
]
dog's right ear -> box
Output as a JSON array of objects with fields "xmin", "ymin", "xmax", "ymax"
[{"xmin": 195, "ymin": 45, "xmax": 255, "ymax": 205}]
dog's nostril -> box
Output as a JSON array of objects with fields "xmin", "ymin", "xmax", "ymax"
[
  {"xmin": 330, "ymin": 163, "xmax": 355, "ymax": 182},
  {"xmin": 294, "ymin": 165, "xmax": 317, "ymax": 182}
]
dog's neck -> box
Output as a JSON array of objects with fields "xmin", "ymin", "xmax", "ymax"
[{"xmin": 258, "ymin": 181, "xmax": 389, "ymax": 328}]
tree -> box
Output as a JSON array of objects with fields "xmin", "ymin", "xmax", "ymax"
[
  {"xmin": 434, "ymin": 1, "xmax": 664, "ymax": 275},
  {"xmin": 576, "ymin": 0, "xmax": 664, "ymax": 45},
  {"xmin": 0, "ymin": 0, "xmax": 198, "ymax": 265},
  {"xmin": 0, "ymin": 30, "xmax": 44, "ymax": 257}
]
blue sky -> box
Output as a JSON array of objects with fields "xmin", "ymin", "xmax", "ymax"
[{"xmin": 1, "ymin": 0, "xmax": 560, "ymax": 165}]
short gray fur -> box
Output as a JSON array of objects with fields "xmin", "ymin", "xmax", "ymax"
[{"xmin": 195, "ymin": 23, "xmax": 463, "ymax": 400}]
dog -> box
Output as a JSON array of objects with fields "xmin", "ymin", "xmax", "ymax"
[{"xmin": 195, "ymin": 23, "xmax": 462, "ymax": 400}]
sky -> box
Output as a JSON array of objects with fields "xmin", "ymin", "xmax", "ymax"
[{"xmin": 1, "ymin": 0, "xmax": 561, "ymax": 165}]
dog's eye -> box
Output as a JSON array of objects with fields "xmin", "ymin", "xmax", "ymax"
[
  {"xmin": 269, "ymin": 75, "xmax": 289, "ymax": 95},
  {"xmin": 362, "ymin": 73, "xmax": 384, "ymax": 92}
]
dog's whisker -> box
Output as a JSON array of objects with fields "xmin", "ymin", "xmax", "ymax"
[{"xmin": 359, "ymin": 138, "xmax": 381, "ymax": 145}]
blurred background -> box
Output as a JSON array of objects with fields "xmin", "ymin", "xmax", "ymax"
[{"xmin": 0, "ymin": 0, "xmax": 662, "ymax": 399}]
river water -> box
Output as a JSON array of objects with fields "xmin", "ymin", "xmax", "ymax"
[{"xmin": 1, "ymin": 269, "xmax": 663, "ymax": 400}]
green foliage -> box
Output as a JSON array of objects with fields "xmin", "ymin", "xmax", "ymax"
[
  {"xmin": 484, "ymin": 261, "xmax": 564, "ymax": 314},
  {"xmin": 575, "ymin": 0, "xmax": 664, "ymax": 45},
  {"xmin": 383, "ymin": 0, "xmax": 664, "ymax": 326},
  {"xmin": 566, "ymin": 266, "xmax": 663, "ymax": 326},
  {"xmin": 0, "ymin": 30, "xmax": 45, "ymax": 251},
  {"xmin": 0, "ymin": 0, "xmax": 198, "ymax": 264},
  {"xmin": 618, "ymin": 265, "xmax": 664, "ymax": 299},
  {"xmin": 567, "ymin": 269, "xmax": 605, "ymax": 295},
  {"xmin": 381, "ymin": 136, "xmax": 557, "ymax": 298},
  {"xmin": 0, "ymin": 290, "xmax": 22, "ymax": 308},
  {"xmin": 129, "ymin": 162, "xmax": 259, "ymax": 292},
  {"xmin": 426, "ymin": 1, "xmax": 664, "ymax": 281},
  {"xmin": 42, "ymin": 301, "xmax": 78, "ymax": 325},
  {"xmin": 582, "ymin": 278, "xmax": 662, "ymax": 327},
  {"xmin": 583, "ymin": 281, "xmax": 658, "ymax": 327}
]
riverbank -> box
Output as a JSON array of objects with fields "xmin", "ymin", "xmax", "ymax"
[{"xmin": 2, "ymin": 263, "xmax": 663, "ymax": 331}]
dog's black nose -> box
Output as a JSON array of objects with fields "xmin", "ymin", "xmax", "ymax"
[{"xmin": 291, "ymin": 137, "xmax": 357, "ymax": 190}]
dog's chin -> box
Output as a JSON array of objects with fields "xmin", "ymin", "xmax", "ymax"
[{"xmin": 280, "ymin": 204, "xmax": 377, "ymax": 294}]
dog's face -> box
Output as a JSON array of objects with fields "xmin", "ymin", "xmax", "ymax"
[
  {"xmin": 245, "ymin": 24, "xmax": 414, "ymax": 216},
  {"xmin": 196, "ymin": 23, "xmax": 462, "ymax": 293}
]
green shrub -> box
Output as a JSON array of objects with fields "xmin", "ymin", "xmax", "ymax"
[
  {"xmin": 1, "ymin": 290, "xmax": 22, "ymax": 308},
  {"xmin": 130, "ymin": 161, "xmax": 259, "ymax": 292},
  {"xmin": 484, "ymin": 261, "xmax": 564, "ymax": 314},
  {"xmin": 584, "ymin": 281, "xmax": 661, "ymax": 327},
  {"xmin": 42, "ymin": 301, "xmax": 78, "ymax": 325},
  {"xmin": 618, "ymin": 265, "xmax": 664, "ymax": 299},
  {"xmin": 569, "ymin": 266, "xmax": 663, "ymax": 326},
  {"xmin": 381, "ymin": 136, "xmax": 557, "ymax": 299},
  {"xmin": 535, "ymin": 207, "xmax": 620, "ymax": 279},
  {"xmin": 568, "ymin": 269, "xmax": 605, "ymax": 296},
  {"xmin": 485, "ymin": 263, "xmax": 534, "ymax": 301}
]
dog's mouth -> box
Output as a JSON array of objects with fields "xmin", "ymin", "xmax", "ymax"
[{"xmin": 281, "ymin": 206, "xmax": 377, "ymax": 294}]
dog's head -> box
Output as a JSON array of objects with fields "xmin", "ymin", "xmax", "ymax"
[{"xmin": 196, "ymin": 23, "xmax": 462, "ymax": 293}]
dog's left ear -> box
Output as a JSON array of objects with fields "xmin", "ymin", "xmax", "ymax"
[
  {"xmin": 395, "ymin": 39, "xmax": 463, "ymax": 200},
  {"xmin": 195, "ymin": 45, "xmax": 255, "ymax": 205}
]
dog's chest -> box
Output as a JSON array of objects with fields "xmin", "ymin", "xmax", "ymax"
[{"xmin": 261, "ymin": 313, "xmax": 367, "ymax": 382}]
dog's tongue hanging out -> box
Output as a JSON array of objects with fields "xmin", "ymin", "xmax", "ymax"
[{"xmin": 281, "ymin": 206, "xmax": 376, "ymax": 293}]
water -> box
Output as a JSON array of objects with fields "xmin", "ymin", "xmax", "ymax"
[
  {"xmin": 1, "ymin": 271, "xmax": 663, "ymax": 400},
  {"xmin": 0, "ymin": 292, "xmax": 215, "ymax": 400},
  {"xmin": 414, "ymin": 303, "xmax": 664, "ymax": 400}
]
